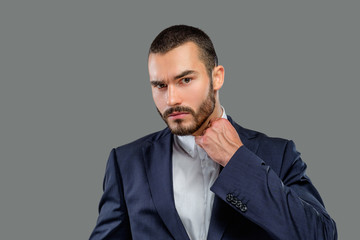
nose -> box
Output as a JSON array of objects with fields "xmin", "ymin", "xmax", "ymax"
[{"xmin": 166, "ymin": 85, "xmax": 182, "ymax": 106}]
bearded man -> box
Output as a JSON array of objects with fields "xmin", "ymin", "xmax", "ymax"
[{"xmin": 90, "ymin": 25, "xmax": 337, "ymax": 240}]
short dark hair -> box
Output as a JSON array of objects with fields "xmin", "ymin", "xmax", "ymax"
[{"xmin": 149, "ymin": 25, "xmax": 218, "ymax": 77}]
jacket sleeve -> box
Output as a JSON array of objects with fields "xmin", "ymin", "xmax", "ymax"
[
  {"xmin": 89, "ymin": 148, "xmax": 132, "ymax": 240},
  {"xmin": 210, "ymin": 140, "xmax": 337, "ymax": 240}
]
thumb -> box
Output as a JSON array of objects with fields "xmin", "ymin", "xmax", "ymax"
[
  {"xmin": 209, "ymin": 117, "xmax": 221, "ymax": 125},
  {"xmin": 195, "ymin": 135, "xmax": 203, "ymax": 147}
]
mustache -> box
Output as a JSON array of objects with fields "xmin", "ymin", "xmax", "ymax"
[{"xmin": 163, "ymin": 106, "xmax": 196, "ymax": 119}]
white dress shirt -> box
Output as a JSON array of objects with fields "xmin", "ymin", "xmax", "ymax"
[{"xmin": 172, "ymin": 108, "xmax": 227, "ymax": 240}]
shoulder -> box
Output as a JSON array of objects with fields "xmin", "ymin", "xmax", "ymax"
[
  {"xmin": 229, "ymin": 116, "xmax": 298, "ymax": 168},
  {"xmin": 113, "ymin": 127, "xmax": 171, "ymax": 156},
  {"xmin": 230, "ymin": 117, "xmax": 303, "ymax": 177},
  {"xmin": 229, "ymin": 115, "xmax": 290, "ymax": 147}
]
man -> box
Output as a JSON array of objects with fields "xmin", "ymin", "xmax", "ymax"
[{"xmin": 90, "ymin": 25, "xmax": 337, "ymax": 240}]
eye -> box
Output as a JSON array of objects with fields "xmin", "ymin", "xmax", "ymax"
[
  {"xmin": 156, "ymin": 83, "xmax": 167, "ymax": 89},
  {"xmin": 181, "ymin": 78, "xmax": 192, "ymax": 84}
]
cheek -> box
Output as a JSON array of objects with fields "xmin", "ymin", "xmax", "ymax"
[
  {"xmin": 152, "ymin": 91, "xmax": 166, "ymax": 109},
  {"xmin": 184, "ymin": 82, "xmax": 209, "ymax": 104}
]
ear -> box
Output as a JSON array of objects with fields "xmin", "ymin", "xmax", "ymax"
[{"xmin": 212, "ymin": 65, "xmax": 225, "ymax": 91}]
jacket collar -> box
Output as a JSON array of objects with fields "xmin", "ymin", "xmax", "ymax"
[{"xmin": 227, "ymin": 115, "xmax": 259, "ymax": 153}]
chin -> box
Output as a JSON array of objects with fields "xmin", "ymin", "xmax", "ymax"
[{"xmin": 169, "ymin": 123, "xmax": 199, "ymax": 136}]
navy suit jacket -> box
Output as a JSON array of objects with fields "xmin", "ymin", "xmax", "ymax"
[{"xmin": 90, "ymin": 116, "xmax": 337, "ymax": 240}]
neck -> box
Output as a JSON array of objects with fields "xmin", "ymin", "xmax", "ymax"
[{"xmin": 192, "ymin": 102, "xmax": 223, "ymax": 136}]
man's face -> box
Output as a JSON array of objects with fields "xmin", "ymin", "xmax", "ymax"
[{"xmin": 148, "ymin": 42, "xmax": 215, "ymax": 136}]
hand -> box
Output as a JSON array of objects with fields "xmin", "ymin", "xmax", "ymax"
[{"xmin": 195, "ymin": 118, "xmax": 243, "ymax": 166}]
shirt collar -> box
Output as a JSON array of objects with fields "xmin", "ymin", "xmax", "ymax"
[{"xmin": 175, "ymin": 107, "xmax": 228, "ymax": 158}]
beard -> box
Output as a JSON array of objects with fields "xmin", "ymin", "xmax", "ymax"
[{"xmin": 157, "ymin": 84, "xmax": 216, "ymax": 136}]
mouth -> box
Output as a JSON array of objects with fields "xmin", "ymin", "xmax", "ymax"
[{"xmin": 167, "ymin": 112, "xmax": 190, "ymax": 120}]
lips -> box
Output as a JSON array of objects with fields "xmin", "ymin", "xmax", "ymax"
[{"xmin": 168, "ymin": 112, "xmax": 189, "ymax": 119}]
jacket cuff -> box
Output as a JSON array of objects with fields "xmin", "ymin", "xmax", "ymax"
[{"xmin": 211, "ymin": 146, "xmax": 266, "ymax": 212}]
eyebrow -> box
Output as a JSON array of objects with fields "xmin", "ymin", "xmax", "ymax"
[
  {"xmin": 174, "ymin": 70, "xmax": 197, "ymax": 80},
  {"xmin": 150, "ymin": 80, "xmax": 165, "ymax": 87},
  {"xmin": 150, "ymin": 70, "xmax": 198, "ymax": 86}
]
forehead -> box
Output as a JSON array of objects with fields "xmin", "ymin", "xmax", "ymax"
[{"xmin": 148, "ymin": 42, "xmax": 205, "ymax": 80}]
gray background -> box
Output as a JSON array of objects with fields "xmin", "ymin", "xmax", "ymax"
[{"xmin": 0, "ymin": 0, "xmax": 358, "ymax": 239}]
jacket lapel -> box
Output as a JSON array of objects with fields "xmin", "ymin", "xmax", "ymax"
[
  {"xmin": 207, "ymin": 195, "xmax": 235, "ymax": 240},
  {"xmin": 142, "ymin": 130, "xmax": 190, "ymax": 240}
]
